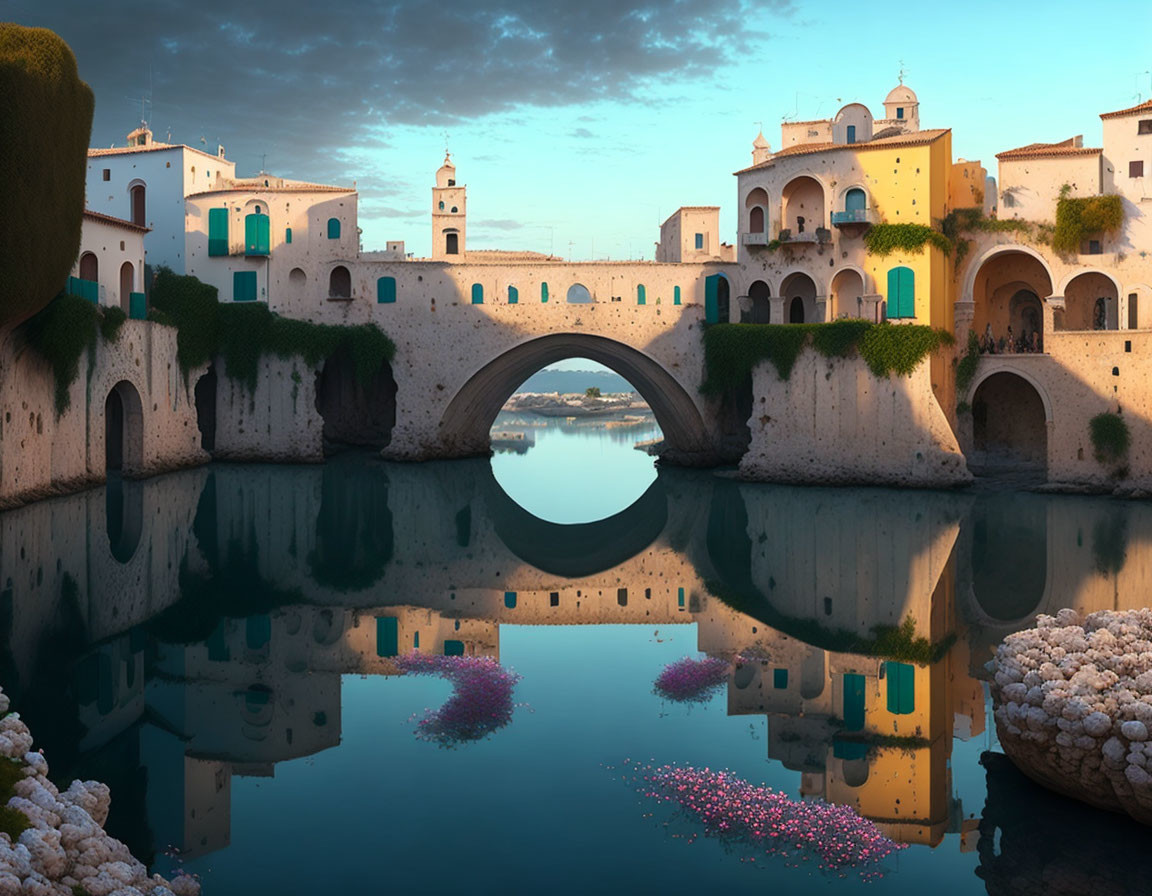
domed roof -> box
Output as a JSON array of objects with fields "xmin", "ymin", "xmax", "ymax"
[
  {"xmin": 885, "ymin": 84, "xmax": 918, "ymax": 105},
  {"xmin": 752, "ymin": 130, "xmax": 770, "ymax": 149}
]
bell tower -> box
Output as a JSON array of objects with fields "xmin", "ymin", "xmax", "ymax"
[{"xmin": 431, "ymin": 154, "xmax": 466, "ymax": 260}]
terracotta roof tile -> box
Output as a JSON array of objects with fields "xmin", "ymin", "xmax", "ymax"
[
  {"xmin": 995, "ymin": 138, "xmax": 1101, "ymax": 160},
  {"xmin": 734, "ymin": 128, "xmax": 949, "ymax": 175},
  {"xmin": 83, "ymin": 209, "xmax": 149, "ymax": 233},
  {"xmin": 1100, "ymin": 98, "xmax": 1152, "ymax": 120},
  {"xmin": 88, "ymin": 142, "xmax": 225, "ymax": 162}
]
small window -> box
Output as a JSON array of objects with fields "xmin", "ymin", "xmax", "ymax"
[
  {"xmin": 637, "ymin": 284, "xmax": 646, "ymax": 305},
  {"xmin": 1139, "ymin": 120, "xmax": 1152, "ymax": 135},
  {"xmin": 846, "ymin": 124, "xmax": 856, "ymax": 144},
  {"xmin": 445, "ymin": 232, "xmax": 459, "ymax": 255},
  {"xmin": 504, "ymin": 591, "xmax": 517, "ymax": 609},
  {"xmin": 541, "ymin": 282, "xmax": 549, "ymax": 303},
  {"xmin": 326, "ymin": 217, "xmax": 341, "ymax": 239},
  {"xmin": 673, "ymin": 286, "xmax": 681, "ymax": 305},
  {"xmin": 773, "ymin": 668, "xmax": 788, "ymax": 689},
  {"xmin": 285, "ymin": 227, "xmax": 292, "ymax": 244},
  {"xmin": 617, "ymin": 588, "xmax": 627, "ymax": 607},
  {"xmin": 1131, "ymin": 160, "xmax": 1145, "ymax": 178},
  {"xmin": 507, "ymin": 285, "xmax": 518, "ymax": 304},
  {"xmin": 471, "ymin": 283, "xmax": 483, "ymax": 304},
  {"xmin": 447, "ymin": 179, "xmax": 455, "ymax": 186},
  {"xmin": 694, "ymin": 232, "xmax": 704, "ymax": 250},
  {"xmin": 550, "ymin": 592, "xmax": 559, "ymax": 607},
  {"xmin": 896, "ymin": 107, "xmax": 904, "ymax": 120},
  {"xmin": 328, "ymin": 265, "xmax": 351, "ymax": 299},
  {"xmin": 677, "ymin": 587, "xmax": 685, "ymax": 609},
  {"xmin": 377, "ymin": 276, "xmax": 396, "ymax": 304},
  {"xmin": 439, "ymin": 201, "xmax": 444, "ymax": 210},
  {"xmin": 233, "ymin": 271, "xmax": 257, "ymax": 302},
  {"xmin": 102, "ymin": 168, "xmax": 110, "ymax": 181},
  {"xmin": 451, "ymin": 206, "xmax": 458, "ymax": 213},
  {"xmin": 1088, "ymin": 240, "xmax": 1102, "ymax": 254}
]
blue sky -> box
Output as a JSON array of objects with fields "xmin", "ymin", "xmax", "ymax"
[{"xmin": 11, "ymin": 0, "xmax": 1152, "ymax": 259}]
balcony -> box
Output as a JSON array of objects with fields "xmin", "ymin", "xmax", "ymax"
[
  {"xmin": 742, "ymin": 232, "xmax": 769, "ymax": 246},
  {"xmin": 778, "ymin": 227, "xmax": 831, "ymax": 247},
  {"xmin": 831, "ymin": 208, "xmax": 876, "ymax": 227}
]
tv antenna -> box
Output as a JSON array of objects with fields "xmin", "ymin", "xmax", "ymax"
[{"xmin": 898, "ymin": 60, "xmax": 908, "ymax": 85}]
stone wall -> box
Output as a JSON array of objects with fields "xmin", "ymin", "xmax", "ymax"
[
  {"xmin": 740, "ymin": 348, "xmax": 971, "ymax": 488},
  {"xmin": 0, "ymin": 321, "xmax": 207, "ymax": 510}
]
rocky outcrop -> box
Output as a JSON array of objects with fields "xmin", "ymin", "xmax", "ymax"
[
  {"xmin": 990, "ymin": 608, "xmax": 1152, "ymax": 824},
  {"xmin": 0, "ymin": 690, "xmax": 199, "ymax": 896}
]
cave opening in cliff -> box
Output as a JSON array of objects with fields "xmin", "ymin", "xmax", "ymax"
[
  {"xmin": 488, "ymin": 356, "xmax": 663, "ymax": 523},
  {"xmin": 315, "ymin": 344, "xmax": 398, "ymax": 455}
]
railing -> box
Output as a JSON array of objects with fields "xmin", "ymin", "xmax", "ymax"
[
  {"xmin": 742, "ymin": 232, "xmax": 769, "ymax": 246},
  {"xmin": 831, "ymin": 208, "xmax": 875, "ymax": 226}
]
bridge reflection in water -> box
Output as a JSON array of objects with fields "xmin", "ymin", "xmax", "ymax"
[{"xmin": 0, "ymin": 455, "xmax": 1149, "ymax": 883}]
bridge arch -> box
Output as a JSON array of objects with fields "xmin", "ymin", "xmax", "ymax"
[
  {"xmin": 969, "ymin": 369, "xmax": 1050, "ymax": 473},
  {"xmin": 438, "ymin": 333, "xmax": 714, "ymax": 465}
]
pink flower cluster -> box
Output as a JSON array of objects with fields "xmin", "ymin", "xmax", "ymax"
[
  {"xmin": 653, "ymin": 656, "xmax": 730, "ymax": 702},
  {"xmin": 629, "ymin": 762, "xmax": 904, "ymax": 875},
  {"xmin": 393, "ymin": 653, "xmax": 521, "ymax": 747}
]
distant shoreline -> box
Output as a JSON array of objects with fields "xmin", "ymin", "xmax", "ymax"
[{"xmin": 502, "ymin": 391, "xmax": 652, "ymax": 418}]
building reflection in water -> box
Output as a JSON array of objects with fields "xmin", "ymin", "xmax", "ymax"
[{"xmin": 0, "ymin": 455, "xmax": 1150, "ymax": 869}]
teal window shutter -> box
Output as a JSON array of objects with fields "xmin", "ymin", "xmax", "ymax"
[
  {"xmin": 887, "ymin": 266, "xmax": 915, "ymax": 319},
  {"xmin": 846, "ymin": 125, "xmax": 856, "ymax": 144},
  {"xmin": 845, "ymin": 188, "xmax": 866, "ymax": 212},
  {"xmin": 129, "ymin": 293, "xmax": 147, "ymax": 320},
  {"xmin": 843, "ymin": 673, "xmax": 866, "ymax": 730},
  {"xmin": 233, "ymin": 271, "xmax": 257, "ymax": 302},
  {"xmin": 508, "ymin": 285, "xmax": 518, "ymax": 304},
  {"xmin": 245, "ymin": 213, "xmax": 270, "ymax": 255},
  {"xmin": 885, "ymin": 661, "xmax": 915, "ymax": 714},
  {"xmin": 773, "ymin": 668, "xmax": 788, "ymax": 689},
  {"xmin": 705, "ymin": 275, "xmax": 719, "ymax": 323},
  {"xmin": 504, "ymin": 591, "xmax": 517, "ymax": 609},
  {"xmin": 677, "ymin": 587, "xmax": 685, "ymax": 608},
  {"xmin": 208, "ymin": 208, "xmax": 228, "ymax": 256},
  {"xmin": 694, "ymin": 233, "xmax": 704, "ymax": 249},
  {"xmin": 472, "ymin": 283, "xmax": 483, "ymax": 304},
  {"xmin": 637, "ymin": 284, "xmax": 646, "ymax": 305},
  {"xmin": 377, "ymin": 276, "xmax": 396, "ymax": 304},
  {"xmin": 444, "ymin": 639, "xmax": 465, "ymax": 656},
  {"xmin": 413, "ymin": 631, "xmax": 420, "ymax": 649},
  {"xmin": 674, "ymin": 286, "xmax": 681, "ymax": 305},
  {"xmin": 376, "ymin": 617, "xmax": 398, "ymax": 657},
  {"xmin": 285, "ymin": 227, "xmax": 292, "ymax": 244},
  {"xmin": 327, "ymin": 217, "xmax": 341, "ymax": 239},
  {"xmin": 541, "ymin": 281, "xmax": 549, "ymax": 303}
]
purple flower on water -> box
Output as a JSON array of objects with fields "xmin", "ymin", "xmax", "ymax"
[
  {"xmin": 394, "ymin": 653, "xmax": 521, "ymax": 747},
  {"xmin": 654, "ymin": 656, "xmax": 730, "ymax": 703},
  {"xmin": 622, "ymin": 762, "xmax": 905, "ymax": 877}
]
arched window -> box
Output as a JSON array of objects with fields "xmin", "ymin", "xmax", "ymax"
[
  {"xmin": 749, "ymin": 206, "xmax": 765, "ymax": 233},
  {"xmin": 887, "ymin": 266, "xmax": 915, "ymax": 318},
  {"xmin": 329, "ymin": 265, "xmax": 351, "ymax": 299},
  {"xmin": 377, "ymin": 276, "xmax": 396, "ymax": 304},
  {"xmin": 637, "ymin": 284, "xmax": 646, "ymax": 305},
  {"xmin": 119, "ymin": 261, "xmax": 133, "ymax": 312},
  {"xmin": 471, "ymin": 283, "xmax": 483, "ymax": 304},
  {"xmin": 507, "ymin": 285, "xmax": 518, "ymax": 304},
  {"xmin": 327, "ymin": 217, "xmax": 341, "ymax": 239},
  {"xmin": 438, "ymin": 201, "xmax": 445, "ymax": 210},
  {"xmin": 445, "ymin": 232, "xmax": 459, "ymax": 255},
  {"xmin": 789, "ymin": 296, "xmax": 805, "ymax": 323},
  {"xmin": 845, "ymin": 188, "xmax": 866, "ymax": 213},
  {"xmin": 566, "ymin": 283, "xmax": 592, "ymax": 304},
  {"xmin": 673, "ymin": 286, "xmax": 681, "ymax": 306},
  {"xmin": 541, "ymin": 281, "xmax": 549, "ymax": 303},
  {"xmin": 129, "ymin": 183, "xmax": 146, "ymax": 226},
  {"xmin": 245, "ymin": 210, "xmax": 270, "ymax": 255}
]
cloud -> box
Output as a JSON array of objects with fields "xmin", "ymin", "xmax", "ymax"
[
  {"xmin": 569, "ymin": 127, "xmax": 596, "ymax": 139},
  {"xmin": 471, "ymin": 218, "xmax": 523, "ymax": 231}
]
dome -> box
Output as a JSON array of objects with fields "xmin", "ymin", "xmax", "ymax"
[
  {"xmin": 884, "ymin": 84, "xmax": 917, "ymax": 105},
  {"xmin": 752, "ymin": 130, "xmax": 770, "ymax": 150}
]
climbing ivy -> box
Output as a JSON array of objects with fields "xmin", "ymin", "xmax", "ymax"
[
  {"xmin": 1090, "ymin": 412, "xmax": 1130, "ymax": 466},
  {"xmin": 20, "ymin": 293, "xmax": 127, "ymax": 416},
  {"xmin": 1053, "ymin": 187, "xmax": 1124, "ymax": 254},
  {"xmin": 702, "ymin": 321, "xmax": 952, "ymax": 393},
  {"xmin": 150, "ymin": 267, "xmax": 396, "ymax": 390},
  {"xmin": 864, "ymin": 223, "xmax": 952, "ymax": 257},
  {"xmin": 955, "ymin": 330, "xmax": 981, "ymax": 395}
]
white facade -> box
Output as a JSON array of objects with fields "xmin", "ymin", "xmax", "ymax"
[
  {"xmin": 70, "ymin": 211, "xmax": 147, "ymax": 310},
  {"xmin": 655, "ymin": 207, "xmax": 733, "ymax": 262}
]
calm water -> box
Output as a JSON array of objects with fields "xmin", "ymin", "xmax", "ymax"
[{"xmin": 2, "ymin": 417, "xmax": 1151, "ymax": 894}]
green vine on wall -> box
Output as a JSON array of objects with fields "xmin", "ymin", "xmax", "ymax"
[
  {"xmin": 1089, "ymin": 411, "xmax": 1130, "ymax": 467},
  {"xmin": 701, "ymin": 320, "xmax": 953, "ymax": 394},
  {"xmin": 955, "ymin": 330, "xmax": 981, "ymax": 396},
  {"xmin": 864, "ymin": 223, "xmax": 952, "ymax": 257},
  {"xmin": 150, "ymin": 267, "xmax": 395, "ymax": 391},
  {"xmin": 1052, "ymin": 187, "xmax": 1124, "ymax": 255}
]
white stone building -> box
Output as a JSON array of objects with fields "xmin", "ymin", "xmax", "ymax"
[{"xmin": 67, "ymin": 210, "xmax": 148, "ymax": 314}]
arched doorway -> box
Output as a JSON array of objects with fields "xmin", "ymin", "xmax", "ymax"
[
  {"xmin": 328, "ymin": 265, "xmax": 351, "ymax": 299},
  {"xmin": 129, "ymin": 183, "xmax": 146, "ymax": 227},
  {"xmin": 1063, "ymin": 272, "xmax": 1120, "ymax": 331},
  {"xmin": 781, "ymin": 272, "xmax": 817, "ymax": 323},
  {"xmin": 105, "ymin": 380, "xmax": 144, "ymax": 475},
  {"xmin": 704, "ymin": 274, "xmax": 730, "ymax": 323},
  {"xmin": 830, "ymin": 269, "xmax": 865, "ymax": 320},
  {"xmin": 439, "ymin": 333, "xmax": 714, "ymax": 466},
  {"xmin": 781, "ymin": 175, "xmax": 825, "ymax": 236},
  {"xmin": 970, "ymin": 249, "xmax": 1053, "ymax": 353},
  {"xmin": 79, "ymin": 252, "xmax": 98, "ymax": 285},
  {"xmin": 789, "ymin": 297, "xmax": 805, "ymax": 323},
  {"xmin": 971, "ymin": 372, "xmax": 1048, "ymax": 474},
  {"xmin": 748, "ymin": 280, "xmax": 771, "ymax": 323},
  {"xmin": 119, "ymin": 262, "xmax": 133, "ymax": 313}
]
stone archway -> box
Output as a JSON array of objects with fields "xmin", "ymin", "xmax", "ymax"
[
  {"xmin": 1062, "ymin": 271, "xmax": 1120, "ymax": 331},
  {"xmin": 781, "ymin": 272, "xmax": 817, "ymax": 323},
  {"xmin": 748, "ymin": 280, "xmax": 771, "ymax": 323},
  {"xmin": 830, "ymin": 268, "xmax": 865, "ymax": 320},
  {"xmin": 971, "ymin": 371, "xmax": 1048, "ymax": 474},
  {"xmin": 969, "ymin": 248, "xmax": 1054, "ymax": 352},
  {"xmin": 105, "ymin": 380, "xmax": 144, "ymax": 475},
  {"xmin": 438, "ymin": 333, "xmax": 715, "ymax": 465}
]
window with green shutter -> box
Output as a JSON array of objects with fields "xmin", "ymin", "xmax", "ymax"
[
  {"xmin": 233, "ymin": 271, "xmax": 257, "ymax": 302},
  {"xmin": 887, "ymin": 266, "xmax": 915, "ymax": 319},
  {"xmin": 508, "ymin": 285, "xmax": 518, "ymax": 304},
  {"xmin": 377, "ymin": 276, "xmax": 396, "ymax": 304},
  {"xmin": 471, "ymin": 283, "xmax": 483, "ymax": 304},
  {"xmin": 504, "ymin": 591, "xmax": 517, "ymax": 609},
  {"xmin": 637, "ymin": 284, "xmax": 646, "ymax": 305},
  {"xmin": 843, "ymin": 673, "xmax": 866, "ymax": 730},
  {"xmin": 541, "ymin": 281, "xmax": 549, "ymax": 303},
  {"xmin": 885, "ymin": 661, "xmax": 915, "ymax": 714},
  {"xmin": 773, "ymin": 668, "xmax": 789, "ymax": 689},
  {"xmin": 674, "ymin": 286, "xmax": 681, "ymax": 305},
  {"xmin": 245, "ymin": 212, "xmax": 270, "ymax": 256},
  {"xmin": 704, "ymin": 274, "xmax": 720, "ymax": 323},
  {"xmin": 327, "ymin": 217, "xmax": 341, "ymax": 239},
  {"xmin": 444, "ymin": 639, "xmax": 465, "ymax": 656},
  {"xmin": 285, "ymin": 227, "xmax": 292, "ymax": 244},
  {"xmin": 376, "ymin": 617, "xmax": 398, "ymax": 657},
  {"xmin": 208, "ymin": 208, "xmax": 229, "ymax": 256}
]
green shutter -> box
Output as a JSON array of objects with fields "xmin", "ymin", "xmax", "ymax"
[
  {"xmin": 677, "ymin": 586, "xmax": 685, "ymax": 608},
  {"xmin": 508, "ymin": 285, "xmax": 518, "ymax": 304},
  {"xmin": 233, "ymin": 271, "xmax": 257, "ymax": 302},
  {"xmin": 413, "ymin": 631, "xmax": 420, "ymax": 649},
  {"xmin": 674, "ymin": 286, "xmax": 681, "ymax": 306},
  {"xmin": 885, "ymin": 661, "xmax": 915, "ymax": 714},
  {"xmin": 77, "ymin": 278, "xmax": 98, "ymax": 303},
  {"xmin": 704, "ymin": 275, "xmax": 719, "ymax": 323},
  {"xmin": 376, "ymin": 617, "xmax": 398, "ymax": 657},
  {"xmin": 773, "ymin": 668, "xmax": 789, "ymax": 689},
  {"xmin": 637, "ymin": 284, "xmax": 646, "ymax": 305},
  {"xmin": 245, "ymin": 213, "xmax": 270, "ymax": 256},
  {"xmin": 129, "ymin": 293, "xmax": 146, "ymax": 320},
  {"xmin": 208, "ymin": 208, "xmax": 228, "ymax": 256},
  {"xmin": 471, "ymin": 283, "xmax": 483, "ymax": 304},
  {"xmin": 327, "ymin": 218, "xmax": 341, "ymax": 239},
  {"xmin": 444, "ymin": 639, "xmax": 465, "ymax": 656},
  {"xmin": 541, "ymin": 282, "xmax": 549, "ymax": 303},
  {"xmin": 285, "ymin": 227, "xmax": 292, "ymax": 244},
  {"xmin": 504, "ymin": 591, "xmax": 517, "ymax": 609},
  {"xmin": 888, "ymin": 266, "xmax": 915, "ymax": 319},
  {"xmin": 845, "ymin": 189, "xmax": 866, "ymax": 212},
  {"xmin": 377, "ymin": 276, "xmax": 396, "ymax": 304},
  {"xmin": 843, "ymin": 673, "xmax": 866, "ymax": 731}
]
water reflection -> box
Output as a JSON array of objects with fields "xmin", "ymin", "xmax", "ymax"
[{"xmin": 1, "ymin": 457, "xmax": 1151, "ymax": 891}]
